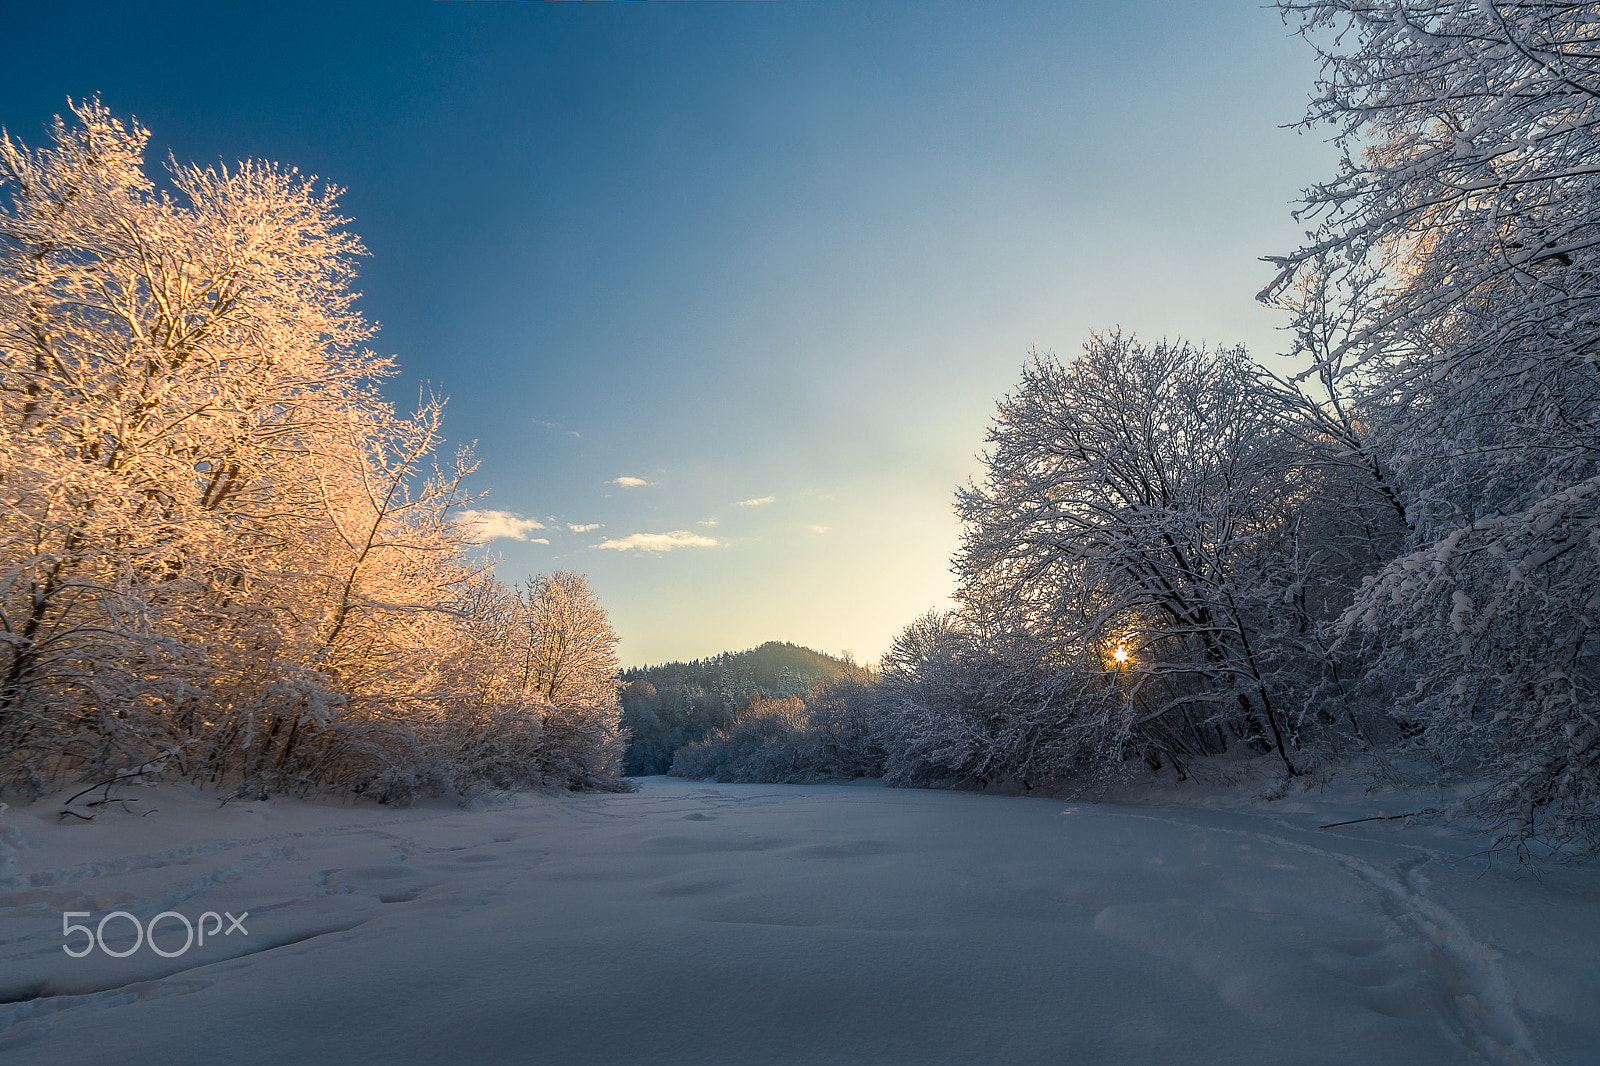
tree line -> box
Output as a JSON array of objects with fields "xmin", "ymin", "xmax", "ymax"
[
  {"xmin": 672, "ymin": 2, "xmax": 1600, "ymax": 857},
  {"xmin": 0, "ymin": 101, "xmax": 630, "ymax": 802}
]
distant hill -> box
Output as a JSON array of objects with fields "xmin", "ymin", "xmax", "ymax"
[{"xmin": 620, "ymin": 642, "xmax": 854, "ymax": 776}]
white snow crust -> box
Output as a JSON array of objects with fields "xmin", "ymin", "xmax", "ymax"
[{"xmin": 0, "ymin": 772, "xmax": 1596, "ymax": 1065}]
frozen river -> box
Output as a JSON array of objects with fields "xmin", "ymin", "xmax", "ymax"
[{"xmin": 1, "ymin": 776, "xmax": 1596, "ymax": 1064}]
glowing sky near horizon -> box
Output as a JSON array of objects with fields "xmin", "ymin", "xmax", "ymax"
[{"xmin": 2, "ymin": 2, "xmax": 1336, "ymax": 666}]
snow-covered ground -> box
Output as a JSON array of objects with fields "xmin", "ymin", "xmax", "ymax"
[{"xmin": 0, "ymin": 772, "xmax": 1596, "ymax": 1065}]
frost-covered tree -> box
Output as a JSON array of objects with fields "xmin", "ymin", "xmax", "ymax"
[
  {"xmin": 513, "ymin": 572, "xmax": 621, "ymax": 709},
  {"xmin": 0, "ymin": 101, "xmax": 628, "ymax": 798},
  {"xmin": 1265, "ymin": 2, "xmax": 1600, "ymax": 850},
  {"xmin": 955, "ymin": 334, "xmax": 1335, "ymax": 777},
  {"xmin": 506, "ymin": 571, "xmax": 628, "ymax": 790},
  {"xmin": 0, "ymin": 99, "xmax": 484, "ymax": 790}
]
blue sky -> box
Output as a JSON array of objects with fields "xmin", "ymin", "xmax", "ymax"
[{"xmin": 2, "ymin": 2, "xmax": 1335, "ymax": 666}]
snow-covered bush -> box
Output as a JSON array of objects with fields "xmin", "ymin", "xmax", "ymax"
[
  {"xmin": 1341, "ymin": 483, "xmax": 1600, "ymax": 848},
  {"xmin": 870, "ymin": 612, "xmax": 1124, "ymax": 789},
  {"xmin": 669, "ymin": 696, "xmax": 813, "ymax": 783},
  {"xmin": 799, "ymin": 668, "xmax": 886, "ymax": 779}
]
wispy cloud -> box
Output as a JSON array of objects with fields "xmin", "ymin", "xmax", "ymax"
[
  {"xmin": 595, "ymin": 530, "xmax": 720, "ymax": 553},
  {"xmin": 808, "ymin": 524, "xmax": 831, "ymax": 535},
  {"xmin": 700, "ymin": 518, "xmax": 719, "ymax": 527},
  {"xmin": 736, "ymin": 495, "xmax": 775, "ymax": 507},
  {"xmin": 533, "ymin": 419, "xmax": 581, "ymax": 439},
  {"xmin": 530, "ymin": 537, "xmax": 550, "ymax": 545},
  {"xmin": 567, "ymin": 522, "xmax": 600, "ymax": 533},
  {"xmin": 455, "ymin": 509, "xmax": 546, "ymax": 543},
  {"xmin": 611, "ymin": 476, "xmax": 649, "ymax": 488}
]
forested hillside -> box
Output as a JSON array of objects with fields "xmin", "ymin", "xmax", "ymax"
[{"xmin": 620, "ymin": 642, "xmax": 852, "ymax": 774}]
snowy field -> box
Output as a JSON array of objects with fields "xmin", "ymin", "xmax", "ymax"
[{"xmin": 0, "ymin": 774, "xmax": 1597, "ymax": 1065}]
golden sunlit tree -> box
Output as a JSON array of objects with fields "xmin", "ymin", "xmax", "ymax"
[
  {"xmin": 0, "ymin": 100, "xmax": 628, "ymax": 797},
  {"xmin": 514, "ymin": 572, "xmax": 622, "ymax": 708}
]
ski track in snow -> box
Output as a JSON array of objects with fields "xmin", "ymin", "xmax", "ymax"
[
  {"xmin": 0, "ymin": 779, "xmax": 1595, "ymax": 1065},
  {"xmin": 1109, "ymin": 810, "xmax": 1546, "ymax": 1066},
  {"xmin": 1355, "ymin": 859, "xmax": 1542, "ymax": 1066}
]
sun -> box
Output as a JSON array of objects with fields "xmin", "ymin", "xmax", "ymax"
[{"xmin": 1112, "ymin": 645, "xmax": 1129, "ymax": 664}]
